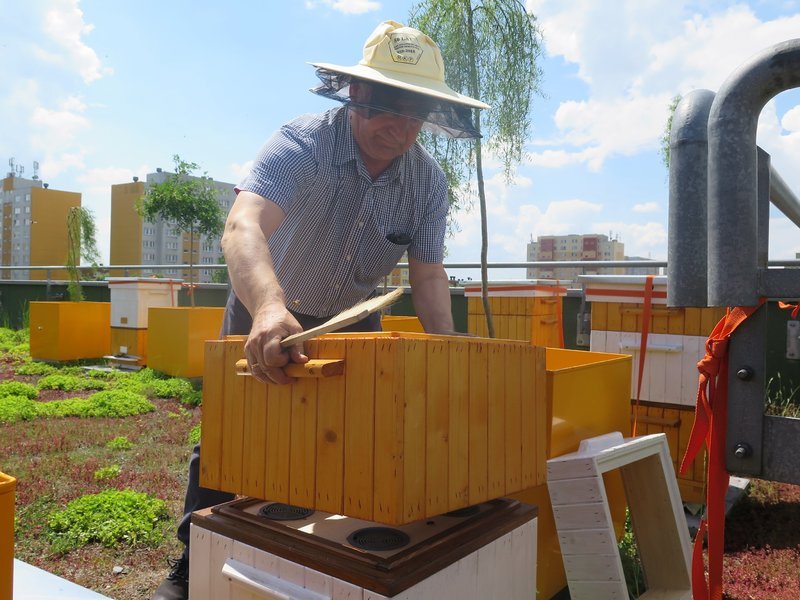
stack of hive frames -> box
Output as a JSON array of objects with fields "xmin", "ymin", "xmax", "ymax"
[
  {"xmin": 583, "ymin": 275, "xmax": 726, "ymax": 503},
  {"xmin": 465, "ymin": 281, "xmax": 567, "ymax": 347},
  {"xmin": 200, "ymin": 332, "xmax": 550, "ymax": 525}
]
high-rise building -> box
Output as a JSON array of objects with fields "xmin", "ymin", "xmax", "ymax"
[
  {"xmin": 526, "ymin": 233, "xmax": 626, "ymax": 280},
  {"xmin": 110, "ymin": 169, "xmax": 236, "ymax": 283},
  {"xmin": 1, "ymin": 174, "xmax": 81, "ymax": 280}
]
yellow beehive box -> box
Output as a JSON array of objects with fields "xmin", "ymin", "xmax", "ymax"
[
  {"xmin": 29, "ymin": 301, "xmax": 111, "ymax": 361},
  {"xmin": 380, "ymin": 315, "xmax": 424, "ymax": 332},
  {"xmin": 0, "ymin": 472, "xmax": 15, "ymax": 600},
  {"xmin": 465, "ymin": 280, "xmax": 567, "ymax": 347},
  {"xmin": 110, "ymin": 327, "xmax": 148, "ymax": 364},
  {"xmin": 582, "ymin": 275, "xmax": 725, "ymax": 336},
  {"xmin": 200, "ymin": 332, "xmax": 550, "ymax": 525},
  {"xmin": 147, "ymin": 307, "xmax": 224, "ymax": 378}
]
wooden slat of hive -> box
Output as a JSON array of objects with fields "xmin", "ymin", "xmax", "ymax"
[
  {"xmin": 447, "ymin": 340, "xmax": 470, "ymax": 509},
  {"xmin": 343, "ymin": 337, "xmax": 376, "ymax": 520},
  {"xmin": 374, "ymin": 336, "xmax": 404, "ymax": 523},
  {"xmin": 221, "ymin": 339, "xmax": 245, "ymax": 494},
  {"xmin": 426, "ymin": 338, "xmax": 450, "ymax": 516},
  {"xmin": 199, "ymin": 340, "xmax": 225, "ymax": 490}
]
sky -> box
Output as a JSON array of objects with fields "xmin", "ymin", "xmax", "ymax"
[{"xmin": 2, "ymin": 0, "xmax": 799, "ymax": 281}]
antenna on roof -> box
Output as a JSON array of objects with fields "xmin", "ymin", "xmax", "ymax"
[{"xmin": 32, "ymin": 161, "xmax": 40, "ymax": 180}]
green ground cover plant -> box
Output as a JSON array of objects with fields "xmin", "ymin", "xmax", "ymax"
[{"xmin": 47, "ymin": 489, "xmax": 169, "ymax": 554}]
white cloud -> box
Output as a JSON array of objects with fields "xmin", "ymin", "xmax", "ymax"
[
  {"xmin": 305, "ymin": 0, "xmax": 380, "ymax": 14},
  {"xmin": 593, "ymin": 220, "xmax": 667, "ymax": 259},
  {"xmin": 40, "ymin": 0, "xmax": 112, "ymax": 83},
  {"xmin": 526, "ymin": 1, "xmax": 800, "ymax": 171},
  {"xmin": 229, "ymin": 161, "xmax": 254, "ymax": 185},
  {"xmin": 633, "ymin": 202, "xmax": 659, "ymax": 213}
]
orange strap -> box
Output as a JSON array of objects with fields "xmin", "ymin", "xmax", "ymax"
[
  {"xmin": 555, "ymin": 280, "xmax": 565, "ymax": 349},
  {"xmin": 778, "ymin": 301, "xmax": 800, "ymax": 319},
  {"xmin": 632, "ymin": 275, "xmax": 655, "ymax": 437},
  {"xmin": 680, "ymin": 301, "xmax": 763, "ymax": 600}
]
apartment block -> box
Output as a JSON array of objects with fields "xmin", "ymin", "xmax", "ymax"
[
  {"xmin": 526, "ymin": 233, "xmax": 626, "ymax": 280},
  {"xmin": 1, "ymin": 175, "xmax": 80, "ymax": 280},
  {"xmin": 110, "ymin": 170, "xmax": 236, "ymax": 283}
]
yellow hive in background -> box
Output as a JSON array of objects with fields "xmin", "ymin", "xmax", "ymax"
[
  {"xmin": 380, "ymin": 315, "xmax": 424, "ymax": 332},
  {"xmin": 465, "ymin": 280, "xmax": 567, "ymax": 347},
  {"xmin": 0, "ymin": 472, "xmax": 15, "ymax": 600},
  {"xmin": 200, "ymin": 332, "xmax": 550, "ymax": 525},
  {"xmin": 582, "ymin": 275, "xmax": 726, "ymax": 503},
  {"xmin": 29, "ymin": 301, "xmax": 111, "ymax": 361},
  {"xmin": 147, "ymin": 307, "xmax": 224, "ymax": 378}
]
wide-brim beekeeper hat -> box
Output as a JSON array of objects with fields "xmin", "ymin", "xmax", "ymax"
[{"xmin": 310, "ymin": 20, "xmax": 489, "ymax": 139}]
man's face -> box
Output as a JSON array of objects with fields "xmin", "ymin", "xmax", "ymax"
[{"xmin": 349, "ymin": 81, "xmax": 431, "ymax": 164}]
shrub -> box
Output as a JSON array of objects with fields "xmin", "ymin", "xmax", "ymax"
[
  {"xmin": 93, "ymin": 465, "xmax": 121, "ymax": 481},
  {"xmin": 47, "ymin": 489, "xmax": 169, "ymax": 554},
  {"xmin": 37, "ymin": 374, "xmax": 108, "ymax": 392},
  {"xmin": 106, "ymin": 436, "xmax": 133, "ymax": 450},
  {"xmin": 0, "ymin": 381, "xmax": 38, "ymax": 399},
  {"xmin": 0, "ymin": 395, "xmax": 39, "ymax": 423}
]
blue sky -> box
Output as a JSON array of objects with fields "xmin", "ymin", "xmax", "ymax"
[{"xmin": 2, "ymin": 0, "xmax": 799, "ymax": 280}]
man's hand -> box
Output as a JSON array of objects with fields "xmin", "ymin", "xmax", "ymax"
[{"xmin": 244, "ymin": 303, "xmax": 308, "ymax": 384}]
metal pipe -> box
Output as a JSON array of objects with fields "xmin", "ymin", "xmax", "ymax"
[
  {"xmin": 770, "ymin": 166, "xmax": 800, "ymax": 229},
  {"xmin": 707, "ymin": 38, "xmax": 800, "ymax": 306},
  {"xmin": 667, "ymin": 89, "xmax": 715, "ymax": 307}
]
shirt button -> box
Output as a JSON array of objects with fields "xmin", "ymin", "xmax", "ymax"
[
  {"xmin": 345, "ymin": 255, "xmax": 351, "ymax": 261},
  {"xmin": 333, "ymin": 284, "xmax": 340, "ymax": 289},
  {"xmin": 358, "ymin": 222, "xmax": 364, "ymax": 227}
]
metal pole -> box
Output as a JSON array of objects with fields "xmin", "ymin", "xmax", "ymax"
[
  {"xmin": 667, "ymin": 89, "xmax": 715, "ymax": 307},
  {"xmin": 707, "ymin": 38, "xmax": 800, "ymax": 306}
]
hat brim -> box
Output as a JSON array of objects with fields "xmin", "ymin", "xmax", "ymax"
[{"xmin": 309, "ymin": 61, "xmax": 489, "ymax": 110}]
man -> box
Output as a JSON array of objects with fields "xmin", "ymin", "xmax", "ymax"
[{"xmin": 152, "ymin": 20, "xmax": 487, "ymax": 600}]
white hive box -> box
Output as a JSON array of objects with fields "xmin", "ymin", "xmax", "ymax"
[{"xmin": 108, "ymin": 277, "xmax": 182, "ymax": 329}]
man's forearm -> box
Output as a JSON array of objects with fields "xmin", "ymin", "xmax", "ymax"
[
  {"xmin": 221, "ymin": 192, "xmax": 286, "ymax": 316},
  {"xmin": 409, "ymin": 260, "xmax": 455, "ymax": 334}
]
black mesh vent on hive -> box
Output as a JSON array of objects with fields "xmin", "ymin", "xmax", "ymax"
[
  {"xmin": 258, "ymin": 503, "xmax": 315, "ymax": 521},
  {"xmin": 347, "ymin": 527, "xmax": 411, "ymax": 551}
]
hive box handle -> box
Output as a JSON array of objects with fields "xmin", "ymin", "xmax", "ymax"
[{"xmin": 235, "ymin": 358, "xmax": 345, "ymax": 378}]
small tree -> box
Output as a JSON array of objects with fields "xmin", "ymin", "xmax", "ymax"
[
  {"xmin": 65, "ymin": 206, "xmax": 100, "ymax": 302},
  {"xmin": 410, "ymin": 0, "xmax": 545, "ymax": 337},
  {"xmin": 138, "ymin": 155, "xmax": 225, "ymax": 306}
]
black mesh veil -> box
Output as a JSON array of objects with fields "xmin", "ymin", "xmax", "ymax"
[{"xmin": 310, "ymin": 69, "xmax": 482, "ymax": 139}]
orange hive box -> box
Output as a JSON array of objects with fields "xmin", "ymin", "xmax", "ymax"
[
  {"xmin": 200, "ymin": 332, "xmax": 550, "ymax": 525},
  {"xmin": 464, "ymin": 280, "xmax": 568, "ymax": 347}
]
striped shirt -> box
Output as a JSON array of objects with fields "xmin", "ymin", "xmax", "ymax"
[{"xmin": 237, "ymin": 106, "xmax": 448, "ymax": 318}]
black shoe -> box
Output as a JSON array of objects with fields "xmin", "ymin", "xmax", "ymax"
[{"xmin": 151, "ymin": 556, "xmax": 189, "ymax": 600}]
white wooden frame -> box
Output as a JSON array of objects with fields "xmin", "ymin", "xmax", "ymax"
[{"xmin": 547, "ymin": 432, "xmax": 692, "ymax": 600}]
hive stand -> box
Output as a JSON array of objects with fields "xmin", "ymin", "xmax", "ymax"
[{"xmin": 547, "ymin": 432, "xmax": 691, "ymax": 600}]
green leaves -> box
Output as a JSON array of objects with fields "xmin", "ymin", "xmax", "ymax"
[
  {"xmin": 66, "ymin": 206, "xmax": 100, "ymax": 302},
  {"xmin": 47, "ymin": 489, "xmax": 169, "ymax": 554}
]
